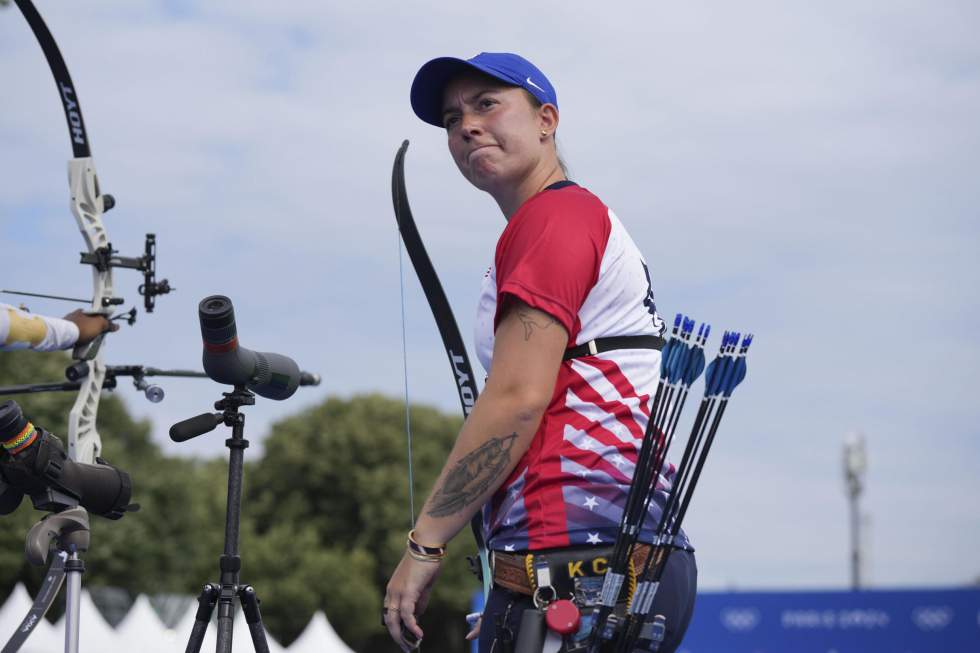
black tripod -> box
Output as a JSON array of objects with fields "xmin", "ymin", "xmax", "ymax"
[{"xmin": 170, "ymin": 386, "xmax": 270, "ymax": 653}]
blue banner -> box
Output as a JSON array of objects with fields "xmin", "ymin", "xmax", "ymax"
[{"xmin": 680, "ymin": 587, "xmax": 980, "ymax": 653}]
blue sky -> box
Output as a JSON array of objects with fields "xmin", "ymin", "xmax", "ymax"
[{"xmin": 1, "ymin": 0, "xmax": 978, "ymax": 591}]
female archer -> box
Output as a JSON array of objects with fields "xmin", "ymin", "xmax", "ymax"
[{"xmin": 384, "ymin": 52, "xmax": 697, "ymax": 653}]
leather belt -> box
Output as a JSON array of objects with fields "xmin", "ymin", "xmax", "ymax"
[{"xmin": 491, "ymin": 544, "xmax": 663, "ymax": 597}]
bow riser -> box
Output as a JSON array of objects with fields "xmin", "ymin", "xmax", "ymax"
[
  {"xmin": 67, "ymin": 360, "xmax": 104, "ymax": 464},
  {"xmin": 67, "ymin": 158, "xmax": 110, "ymax": 464}
]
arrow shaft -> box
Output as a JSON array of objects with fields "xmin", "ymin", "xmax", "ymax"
[{"xmin": 1, "ymin": 290, "xmax": 90, "ymax": 304}]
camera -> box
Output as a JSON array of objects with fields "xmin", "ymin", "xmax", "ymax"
[
  {"xmin": 199, "ymin": 295, "xmax": 318, "ymax": 400},
  {"xmin": 0, "ymin": 400, "xmax": 136, "ymax": 519}
]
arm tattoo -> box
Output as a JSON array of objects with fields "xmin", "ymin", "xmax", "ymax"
[
  {"xmin": 426, "ymin": 432, "xmax": 519, "ymax": 518},
  {"xmin": 517, "ymin": 308, "xmax": 557, "ymax": 341}
]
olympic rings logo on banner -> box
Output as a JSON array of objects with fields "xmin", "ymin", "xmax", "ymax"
[
  {"xmin": 912, "ymin": 606, "xmax": 953, "ymax": 631},
  {"xmin": 721, "ymin": 608, "xmax": 761, "ymax": 632}
]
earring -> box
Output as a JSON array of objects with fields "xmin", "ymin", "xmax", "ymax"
[{"xmin": 541, "ymin": 130, "xmax": 548, "ymax": 137}]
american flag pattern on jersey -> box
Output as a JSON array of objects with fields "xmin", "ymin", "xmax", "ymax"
[{"xmin": 473, "ymin": 182, "xmax": 692, "ymax": 553}]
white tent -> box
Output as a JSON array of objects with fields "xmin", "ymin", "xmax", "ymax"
[
  {"xmin": 287, "ymin": 611, "xmax": 355, "ymax": 653},
  {"xmin": 0, "ymin": 586, "xmax": 351, "ymax": 652},
  {"xmin": 115, "ymin": 594, "xmax": 172, "ymax": 653},
  {"xmin": 53, "ymin": 589, "xmax": 119, "ymax": 651},
  {"xmin": 0, "ymin": 583, "xmax": 63, "ymax": 653}
]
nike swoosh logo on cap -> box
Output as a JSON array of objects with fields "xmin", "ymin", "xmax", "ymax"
[{"xmin": 525, "ymin": 77, "xmax": 546, "ymax": 93}]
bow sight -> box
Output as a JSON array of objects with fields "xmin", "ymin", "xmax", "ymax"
[
  {"xmin": 2, "ymin": 233, "xmax": 173, "ymax": 315},
  {"xmin": 77, "ymin": 232, "xmax": 174, "ymax": 314}
]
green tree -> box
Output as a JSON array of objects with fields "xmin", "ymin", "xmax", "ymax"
[
  {"xmin": 247, "ymin": 394, "xmax": 476, "ymax": 651},
  {"xmin": 0, "ymin": 351, "xmax": 478, "ymax": 651},
  {"xmin": 0, "ymin": 351, "xmax": 227, "ymax": 615}
]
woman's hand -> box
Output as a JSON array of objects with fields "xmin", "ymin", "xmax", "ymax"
[
  {"xmin": 465, "ymin": 614, "xmax": 482, "ymax": 641},
  {"xmin": 63, "ymin": 309, "xmax": 117, "ymax": 345},
  {"xmin": 383, "ymin": 551, "xmax": 443, "ymax": 650},
  {"xmin": 382, "ymin": 299, "xmax": 565, "ymax": 649}
]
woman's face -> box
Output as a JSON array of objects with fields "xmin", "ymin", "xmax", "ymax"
[{"xmin": 441, "ymin": 73, "xmax": 553, "ymax": 194}]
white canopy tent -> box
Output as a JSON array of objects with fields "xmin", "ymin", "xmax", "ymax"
[
  {"xmin": 288, "ymin": 611, "xmax": 355, "ymax": 653},
  {"xmin": 52, "ymin": 589, "xmax": 119, "ymax": 651},
  {"xmin": 0, "ymin": 583, "xmax": 62, "ymax": 653},
  {"xmin": 0, "ymin": 584, "xmax": 353, "ymax": 652},
  {"xmin": 115, "ymin": 594, "xmax": 173, "ymax": 653}
]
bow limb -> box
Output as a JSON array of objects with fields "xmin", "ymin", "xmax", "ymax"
[
  {"xmin": 11, "ymin": 2, "xmax": 179, "ymax": 458},
  {"xmin": 16, "ymin": 0, "xmax": 114, "ymax": 464},
  {"xmin": 391, "ymin": 141, "xmax": 492, "ymax": 600}
]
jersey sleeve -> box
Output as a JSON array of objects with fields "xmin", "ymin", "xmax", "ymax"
[
  {"xmin": 494, "ymin": 191, "xmax": 611, "ymax": 338},
  {"xmin": 0, "ymin": 304, "xmax": 79, "ymax": 352}
]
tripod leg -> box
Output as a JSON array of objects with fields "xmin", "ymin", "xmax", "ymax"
[
  {"xmin": 216, "ymin": 582, "xmax": 238, "ymax": 653},
  {"xmin": 1, "ymin": 554, "xmax": 67, "ymax": 653},
  {"xmin": 238, "ymin": 586, "xmax": 270, "ymax": 653},
  {"xmin": 64, "ymin": 554, "xmax": 84, "ymax": 653},
  {"xmin": 184, "ymin": 584, "xmax": 219, "ymax": 653}
]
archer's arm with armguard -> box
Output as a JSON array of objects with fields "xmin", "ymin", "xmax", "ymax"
[{"xmin": 0, "ymin": 304, "xmax": 79, "ymax": 352}]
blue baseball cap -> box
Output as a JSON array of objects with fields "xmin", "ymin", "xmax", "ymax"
[{"xmin": 410, "ymin": 52, "xmax": 558, "ymax": 127}]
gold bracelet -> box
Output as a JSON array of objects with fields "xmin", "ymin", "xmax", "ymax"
[
  {"xmin": 407, "ymin": 529, "xmax": 447, "ymax": 558},
  {"xmin": 407, "ymin": 548, "xmax": 445, "ymax": 564}
]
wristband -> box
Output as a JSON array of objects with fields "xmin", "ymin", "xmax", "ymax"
[{"xmin": 3, "ymin": 422, "xmax": 37, "ymax": 456}]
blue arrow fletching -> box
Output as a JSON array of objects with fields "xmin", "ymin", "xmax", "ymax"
[
  {"xmin": 716, "ymin": 354, "xmax": 739, "ymax": 397},
  {"xmin": 704, "ymin": 345, "xmax": 726, "ymax": 395},
  {"xmin": 683, "ymin": 345, "xmax": 706, "ymax": 385},
  {"xmin": 671, "ymin": 328, "xmax": 690, "ymax": 366},
  {"xmin": 719, "ymin": 333, "xmax": 753, "ymax": 396},
  {"xmin": 676, "ymin": 341, "xmax": 695, "ymax": 383},
  {"xmin": 723, "ymin": 357, "xmax": 747, "ymax": 396},
  {"xmin": 666, "ymin": 338, "xmax": 688, "ymax": 382},
  {"xmin": 703, "ymin": 357, "xmax": 720, "ymax": 396},
  {"xmin": 707, "ymin": 358, "xmax": 729, "ymax": 396},
  {"xmin": 703, "ymin": 324, "xmax": 712, "ymax": 341},
  {"xmin": 672, "ymin": 313, "xmax": 683, "ymax": 333},
  {"xmin": 659, "ymin": 338, "xmax": 676, "ymax": 377}
]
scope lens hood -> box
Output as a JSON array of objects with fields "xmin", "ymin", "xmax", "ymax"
[
  {"xmin": 199, "ymin": 295, "xmax": 236, "ymax": 344},
  {"xmin": 199, "ymin": 295, "xmax": 233, "ymax": 325},
  {"xmin": 0, "ymin": 401, "xmax": 27, "ymax": 442}
]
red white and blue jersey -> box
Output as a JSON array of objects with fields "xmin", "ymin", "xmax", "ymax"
[{"xmin": 474, "ymin": 182, "xmax": 691, "ymax": 552}]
